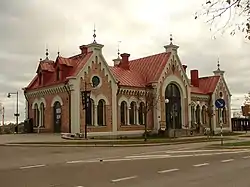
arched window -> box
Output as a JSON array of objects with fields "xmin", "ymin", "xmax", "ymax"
[
  {"xmin": 120, "ymin": 101, "xmax": 127, "ymax": 125},
  {"xmin": 129, "ymin": 102, "xmax": 137, "ymax": 125},
  {"xmin": 40, "ymin": 103, "xmax": 45, "ymax": 127},
  {"xmin": 196, "ymin": 105, "xmax": 201, "ymax": 124},
  {"xmin": 191, "ymin": 105, "xmax": 195, "ymax": 128},
  {"xmin": 165, "ymin": 83, "xmax": 182, "ymax": 129},
  {"xmin": 222, "ymin": 107, "xmax": 226, "ymax": 124},
  {"xmin": 138, "ymin": 102, "xmax": 145, "ymax": 125},
  {"xmin": 53, "ymin": 101, "xmax": 62, "ymax": 133},
  {"xmin": 56, "ymin": 68, "xmax": 60, "ymax": 81},
  {"xmin": 33, "ymin": 104, "xmax": 39, "ymax": 127},
  {"xmin": 86, "ymin": 99, "xmax": 94, "ymax": 126},
  {"xmin": 201, "ymin": 106, "xmax": 206, "ymax": 124},
  {"xmin": 90, "ymin": 99, "xmax": 94, "ymax": 126},
  {"xmin": 97, "ymin": 99, "xmax": 106, "ymax": 126}
]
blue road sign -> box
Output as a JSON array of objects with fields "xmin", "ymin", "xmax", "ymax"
[{"xmin": 215, "ymin": 98, "xmax": 225, "ymax": 109}]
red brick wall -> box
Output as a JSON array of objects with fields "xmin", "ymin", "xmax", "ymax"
[
  {"xmin": 28, "ymin": 91, "xmax": 69, "ymax": 133},
  {"xmin": 80, "ymin": 59, "xmax": 113, "ymax": 133}
]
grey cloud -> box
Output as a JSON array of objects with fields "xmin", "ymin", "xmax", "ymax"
[{"xmin": 0, "ymin": 0, "xmax": 248, "ymax": 122}]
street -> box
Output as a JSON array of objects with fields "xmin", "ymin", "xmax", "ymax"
[{"xmin": 0, "ymin": 142, "xmax": 250, "ymax": 186}]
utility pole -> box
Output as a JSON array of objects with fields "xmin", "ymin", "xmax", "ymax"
[
  {"xmin": 220, "ymin": 108, "xmax": 223, "ymax": 146},
  {"xmin": 7, "ymin": 91, "xmax": 19, "ymax": 134}
]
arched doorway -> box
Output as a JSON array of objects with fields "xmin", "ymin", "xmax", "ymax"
[
  {"xmin": 165, "ymin": 83, "xmax": 182, "ymax": 130},
  {"xmin": 97, "ymin": 99, "xmax": 106, "ymax": 126},
  {"xmin": 53, "ymin": 101, "xmax": 62, "ymax": 133}
]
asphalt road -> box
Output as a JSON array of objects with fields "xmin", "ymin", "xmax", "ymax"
[
  {"xmin": 1, "ymin": 144, "xmax": 250, "ymax": 187},
  {"xmin": 0, "ymin": 142, "xmax": 208, "ymax": 170}
]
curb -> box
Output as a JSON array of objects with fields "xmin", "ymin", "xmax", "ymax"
[
  {"xmin": 207, "ymin": 146, "xmax": 250, "ymax": 149},
  {"xmin": 0, "ymin": 139, "xmax": 227, "ymax": 148}
]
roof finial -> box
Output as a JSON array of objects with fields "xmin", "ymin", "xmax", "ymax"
[
  {"xmin": 45, "ymin": 48, "xmax": 49, "ymax": 60},
  {"xmin": 45, "ymin": 43, "xmax": 49, "ymax": 60},
  {"xmin": 170, "ymin": 34, "xmax": 173, "ymax": 44},
  {"xmin": 57, "ymin": 46, "xmax": 60, "ymax": 57},
  {"xmin": 93, "ymin": 24, "xmax": 97, "ymax": 43},
  {"xmin": 117, "ymin": 41, "xmax": 121, "ymax": 58},
  {"xmin": 217, "ymin": 57, "xmax": 220, "ymax": 70}
]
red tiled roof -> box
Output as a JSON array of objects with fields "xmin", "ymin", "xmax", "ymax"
[
  {"xmin": 25, "ymin": 43, "xmax": 220, "ymax": 96},
  {"xmin": 26, "ymin": 52, "xmax": 93, "ymax": 90},
  {"xmin": 110, "ymin": 52, "xmax": 171, "ymax": 87},
  {"xmin": 57, "ymin": 57, "xmax": 74, "ymax": 66},
  {"xmin": 191, "ymin": 76, "xmax": 220, "ymax": 94}
]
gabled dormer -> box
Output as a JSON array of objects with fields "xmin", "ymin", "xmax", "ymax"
[
  {"xmin": 36, "ymin": 49, "xmax": 55, "ymax": 86},
  {"xmin": 54, "ymin": 53, "xmax": 74, "ymax": 81}
]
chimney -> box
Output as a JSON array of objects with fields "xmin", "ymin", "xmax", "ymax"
[
  {"xmin": 113, "ymin": 58, "xmax": 121, "ymax": 66},
  {"xmin": 119, "ymin": 53, "xmax": 130, "ymax": 69},
  {"xmin": 182, "ymin": 65, "xmax": 187, "ymax": 73},
  {"xmin": 79, "ymin": 45, "xmax": 88, "ymax": 54},
  {"xmin": 190, "ymin": 69, "xmax": 199, "ymax": 87}
]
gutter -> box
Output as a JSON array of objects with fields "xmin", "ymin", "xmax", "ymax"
[
  {"xmin": 64, "ymin": 81, "xmax": 71, "ymax": 133},
  {"xmin": 23, "ymin": 88, "xmax": 29, "ymax": 119}
]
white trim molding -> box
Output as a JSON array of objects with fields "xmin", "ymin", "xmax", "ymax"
[
  {"xmin": 39, "ymin": 97, "xmax": 47, "ymax": 108},
  {"xmin": 96, "ymin": 94, "xmax": 110, "ymax": 105},
  {"xmin": 31, "ymin": 98, "xmax": 39, "ymax": 109},
  {"xmin": 51, "ymin": 95, "xmax": 64, "ymax": 107},
  {"xmin": 161, "ymin": 74, "xmax": 187, "ymax": 128}
]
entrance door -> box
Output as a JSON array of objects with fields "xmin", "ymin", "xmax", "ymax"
[
  {"xmin": 53, "ymin": 101, "xmax": 62, "ymax": 133},
  {"xmin": 165, "ymin": 83, "xmax": 182, "ymax": 130}
]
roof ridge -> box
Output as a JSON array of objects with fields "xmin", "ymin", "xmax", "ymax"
[
  {"xmin": 129, "ymin": 52, "xmax": 167, "ymax": 62},
  {"xmin": 199, "ymin": 75, "xmax": 220, "ymax": 79}
]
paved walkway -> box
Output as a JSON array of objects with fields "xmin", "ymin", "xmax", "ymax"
[{"xmin": 0, "ymin": 133, "xmax": 245, "ymax": 145}]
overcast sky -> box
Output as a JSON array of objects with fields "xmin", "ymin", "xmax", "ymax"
[{"xmin": 0, "ymin": 0, "xmax": 249, "ymax": 123}]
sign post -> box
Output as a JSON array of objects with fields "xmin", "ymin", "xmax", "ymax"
[{"xmin": 215, "ymin": 98, "xmax": 226, "ymax": 146}]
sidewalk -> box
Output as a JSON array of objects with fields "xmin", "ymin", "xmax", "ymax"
[{"xmin": 0, "ymin": 133, "xmax": 242, "ymax": 147}]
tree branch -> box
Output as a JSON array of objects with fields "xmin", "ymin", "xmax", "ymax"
[{"xmin": 195, "ymin": 0, "xmax": 250, "ymax": 40}]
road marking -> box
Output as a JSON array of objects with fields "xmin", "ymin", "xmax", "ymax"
[
  {"xmin": 158, "ymin": 168, "xmax": 179, "ymax": 174},
  {"xmin": 20, "ymin": 164, "xmax": 46, "ymax": 169},
  {"xmin": 165, "ymin": 149, "xmax": 247, "ymax": 154},
  {"xmin": 126, "ymin": 155, "xmax": 170, "ymax": 159},
  {"xmin": 126, "ymin": 150, "xmax": 250, "ymax": 160},
  {"xmin": 111, "ymin": 175, "xmax": 137, "ymax": 183},
  {"xmin": 221, "ymin": 159, "xmax": 234, "ymax": 163},
  {"xmin": 193, "ymin": 163, "xmax": 209, "ymax": 167},
  {"xmin": 243, "ymin": 156, "xmax": 250, "ymax": 159},
  {"xmin": 104, "ymin": 158, "xmax": 132, "ymax": 162},
  {"xmin": 66, "ymin": 160, "xmax": 98, "ymax": 164}
]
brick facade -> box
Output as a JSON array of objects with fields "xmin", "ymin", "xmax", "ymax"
[{"xmin": 24, "ymin": 39, "xmax": 232, "ymax": 136}]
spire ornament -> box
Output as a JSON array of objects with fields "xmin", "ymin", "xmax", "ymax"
[
  {"xmin": 170, "ymin": 34, "xmax": 173, "ymax": 44},
  {"xmin": 117, "ymin": 41, "xmax": 121, "ymax": 58},
  {"xmin": 57, "ymin": 47, "xmax": 60, "ymax": 57},
  {"xmin": 93, "ymin": 24, "xmax": 97, "ymax": 43},
  {"xmin": 217, "ymin": 58, "xmax": 220, "ymax": 70},
  {"xmin": 45, "ymin": 48, "xmax": 49, "ymax": 60}
]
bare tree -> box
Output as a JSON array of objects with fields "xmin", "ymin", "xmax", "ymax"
[
  {"xmin": 195, "ymin": 0, "xmax": 250, "ymax": 40},
  {"xmin": 137, "ymin": 84, "xmax": 160, "ymax": 142}
]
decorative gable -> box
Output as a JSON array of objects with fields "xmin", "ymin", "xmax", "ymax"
[
  {"xmin": 76, "ymin": 43, "xmax": 117, "ymax": 85},
  {"xmin": 159, "ymin": 53, "xmax": 190, "ymax": 88}
]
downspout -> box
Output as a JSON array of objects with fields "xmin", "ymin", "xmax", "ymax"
[
  {"xmin": 64, "ymin": 81, "xmax": 71, "ymax": 133},
  {"xmin": 208, "ymin": 93, "xmax": 214, "ymax": 135},
  {"xmin": 116, "ymin": 81, "xmax": 120, "ymax": 95},
  {"xmin": 23, "ymin": 89, "xmax": 29, "ymax": 119}
]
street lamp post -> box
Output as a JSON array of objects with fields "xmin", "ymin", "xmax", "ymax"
[
  {"xmin": 7, "ymin": 91, "xmax": 19, "ymax": 134},
  {"xmin": 81, "ymin": 81, "xmax": 92, "ymax": 139}
]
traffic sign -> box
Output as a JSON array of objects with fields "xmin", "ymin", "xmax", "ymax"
[{"xmin": 215, "ymin": 98, "xmax": 225, "ymax": 109}]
